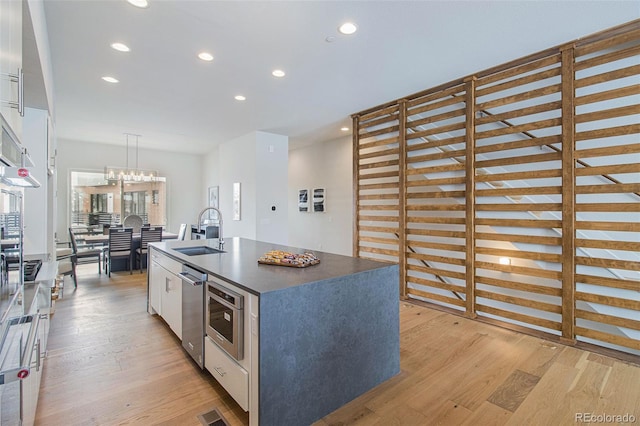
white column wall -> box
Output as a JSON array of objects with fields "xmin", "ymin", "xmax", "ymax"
[
  {"xmin": 219, "ymin": 132, "xmax": 257, "ymax": 240},
  {"xmin": 204, "ymin": 134, "xmax": 353, "ymax": 255},
  {"xmin": 205, "ymin": 131, "xmax": 289, "ymax": 245},
  {"xmin": 255, "ymin": 132, "xmax": 288, "ymax": 245}
]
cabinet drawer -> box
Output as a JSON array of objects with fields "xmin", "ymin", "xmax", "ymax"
[
  {"xmin": 150, "ymin": 249, "xmax": 182, "ymax": 275},
  {"xmin": 205, "ymin": 336, "xmax": 249, "ymax": 411}
]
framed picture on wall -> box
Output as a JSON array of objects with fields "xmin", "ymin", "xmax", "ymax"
[
  {"xmin": 313, "ymin": 188, "xmax": 325, "ymax": 212},
  {"xmin": 208, "ymin": 186, "xmax": 219, "ymax": 221},
  {"xmin": 233, "ymin": 182, "xmax": 241, "ymax": 220},
  {"xmin": 298, "ymin": 189, "xmax": 309, "ymax": 212}
]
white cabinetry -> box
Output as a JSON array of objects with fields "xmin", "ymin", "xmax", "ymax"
[
  {"xmin": 205, "ymin": 336, "xmax": 249, "ymax": 411},
  {"xmin": 21, "ymin": 311, "xmax": 48, "ymax": 426},
  {"xmin": 162, "ymin": 269, "xmax": 182, "ymax": 339},
  {"xmin": 148, "ymin": 248, "xmax": 182, "ymax": 339},
  {"xmin": 148, "ymin": 254, "xmax": 162, "ymax": 315},
  {"xmin": 0, "ymin": 0, "xmax": 23, "ymax": 141},
  {"xmin": 23, "ymin": 108, "xmax": 50, "ymax": 255}
]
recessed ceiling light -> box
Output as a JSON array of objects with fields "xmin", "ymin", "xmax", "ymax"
[
  {"xmin": 111, "ymin": 42, "xmax": 130, "ymax": 52},
  {"xmin": 338, "ymin": 22, "xmax": 357, "ymax": 35},
  {"xmin": 126, "ymin": 0, "xmax": 149, "ymax": 8},
  {"xmin": 198, "ymin": 52, "xmax": 214, "ymax": 61},
  {"xmin": 234, "ymin": 95, "xmax": 246, "ymax": 101},
  {"xmin": 272, "ymin": 69, "xmax": 286, "ymax": 78},
  {"xmin": 341, "ymin": 127, "xmax": 350, "ymax": 132},
  {"xmin": 102, "ymin": 76, "xmax": 119, "ymax": 83}
]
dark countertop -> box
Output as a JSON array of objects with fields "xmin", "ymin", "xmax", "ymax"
[{"xmin": 149, "ymin": 237, "xmax": 395, "ymax": 295}]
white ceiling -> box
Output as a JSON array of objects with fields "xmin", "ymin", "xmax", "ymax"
[{"xmin": 39, "ymin": 1, "xmax": 638, "ymax": 154}]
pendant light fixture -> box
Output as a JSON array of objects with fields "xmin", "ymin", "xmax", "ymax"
[{"xmin": 104, "ymin": 133, "xmax": 158, "ymax": 182}]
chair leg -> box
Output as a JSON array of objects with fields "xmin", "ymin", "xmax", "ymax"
[{"xmin": 71, "ymin": 260, "xmax": 78, "ymax": 288}]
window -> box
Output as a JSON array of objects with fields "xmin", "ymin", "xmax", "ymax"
[{"xmin": 69, "ymin": 170, "xmax": 167, "ymax": 232}]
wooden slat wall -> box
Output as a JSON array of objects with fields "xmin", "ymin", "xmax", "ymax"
[
  {"xmin": 404, "ymin": 84, "xmax": 468, "ymax": 311},
  {"xmin": 352, "ymin": 20, "xmax": 640, "ymax": 357},
  {"xmin": 354, "ymin": 105, "xmax": 401, "ymax": 264},
  {"xmin": 474, "ymin": 52, "xmax": 564, "ymax": 334},
  {"xmin": 573, "ymin": 32, "xmax": 640, "ymax": 352}
]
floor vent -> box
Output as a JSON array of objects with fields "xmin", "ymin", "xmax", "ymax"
[{"xmin": 197, "ymin": 407, "xmax": 230, "ymax": 426}]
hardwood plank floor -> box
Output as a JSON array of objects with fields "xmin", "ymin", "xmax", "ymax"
[
  {"xmin": 36, "ymin": 266, "xmax": 639, "ymax": 425},
  {"xmin": 36, "ymin": 266, "xmax": 248, "ymax": 426}
]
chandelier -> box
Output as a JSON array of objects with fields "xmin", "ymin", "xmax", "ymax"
[{"xmin": 104, "ymin": 133, "xmax": 158, "ymax": 182}]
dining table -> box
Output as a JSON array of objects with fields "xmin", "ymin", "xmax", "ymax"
[
  {"xmin": 76, "ymin": 231, "xmax": 179, "ymax": 272},
  {"xmin": 77, "ymin": 231, "xmax": 179, "ymax": 246}
]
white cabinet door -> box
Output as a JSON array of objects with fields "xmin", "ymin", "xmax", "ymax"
[
  {"xmin": 148, "ymin": 258, "xmax": 162, "ymax": 315},
  {"xmin": 148, "ymin": 248, "xmax": 182, "ymax": 339},
  {"xmin": 162, "ymin": 270, "xmax": 182, "ymax": 339},
  {"xmin": 21, "ymin": 314, "xmax": 47, "ymax": 426},
  {"xmin": 0, "ymin": 0, "xmax": 23, "ymax": 141}
]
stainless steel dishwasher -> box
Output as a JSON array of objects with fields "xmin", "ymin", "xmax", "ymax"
[{"xmin": 179, "ymin": 264, "xmax": 208, "ymax": 368}]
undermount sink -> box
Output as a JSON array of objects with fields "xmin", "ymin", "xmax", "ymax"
[{"xmin": 173, "ymin": 246, "xmax": 225, "ymax": 256}]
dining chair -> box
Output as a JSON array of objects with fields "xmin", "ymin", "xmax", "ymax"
[
  {"xmin": 69, "ymin": 228, "xmax": 104, "ymax": 274},
  {"xmin": 136, "ymin": 226, "xmax": 162, "ymax": 273},
  {"xmin": 123, "ymin": 215, "xmax": 144, "ymax": 233},
  {"xmin": 177, "ymin": 223, "xmax": 187, "ymax": 241},
  {"xmin": 56, "ymin": 247, "xmax": 78, "ymax": 288},
  {"xmin": 106, "ymin": 227, "xmax": 133, "ymax": 277}
]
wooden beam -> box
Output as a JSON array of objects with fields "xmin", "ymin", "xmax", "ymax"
[
  {"xmin": 465, "ymin": 77, "xmax": 476, "ymax": 319},
  {"xmin": 352, "ymin": 115, "xmax": 360, "ymax": 257},
  {"xmin": 561, "ymin": 44, "xmax": 576, "ymax": 344},
  {"xmin": 399, "ymin": 100, "xmax": 407, "ymax": 299}
]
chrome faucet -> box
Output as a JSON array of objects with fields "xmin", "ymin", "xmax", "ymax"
[{"xmin": 197, "ymin": 207, "xmax": 224, "ymax": 249}]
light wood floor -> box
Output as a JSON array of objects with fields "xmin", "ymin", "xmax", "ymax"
[{"xmin": 36, "ymin": 265, "xmax": 639, "ymax": 426}]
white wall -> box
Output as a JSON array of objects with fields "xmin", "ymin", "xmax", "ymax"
[
  {"xmin": 255, "ymin": 132, "xmax": 288, "ymax": 245},
  {"xmin": 219, "ymin": 132, "xmax": 257, "ymax": 240},
  {"xmin": 216, "ymin": 131, "xmax": 289, "ymax": 244},
  {"xmin": 56, "ymin": 139, "xmax": 202, "ymax": 242},
  {"xmin": 203, "ymin": 133, "xmax": 353, "ymax": 254},
  {"xmin": 288, "ymin": 136, "xmax": 353, "ymax": 256},
  {"xmin": 201, "ymin": 145, "xmax": 220, "ymax": 206}
]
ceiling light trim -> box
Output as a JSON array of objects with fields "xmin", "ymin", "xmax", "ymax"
[
  {"xmin": 126, "ymin": 0, "xmax": 149, "ymax": 9},
  {"xmin": 338, "ymin": 22, "xmax": 357, "ymax": 35},
  {"xmin": 111, "ymin": 42, "xmax": 130, "ymax": 52},
  {"xmin": 198, "ymin": 52, "xmax": 214, "ymax": 61}
]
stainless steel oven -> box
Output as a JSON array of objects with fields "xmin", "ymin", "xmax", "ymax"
[{"xmin": 206, "ymin": 278, "xmax": 243, "ymax": 361}]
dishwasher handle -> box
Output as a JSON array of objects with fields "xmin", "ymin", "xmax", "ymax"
[{"xmin": 179, "ymin": 272, "xmax": 205, "ymax": 286}]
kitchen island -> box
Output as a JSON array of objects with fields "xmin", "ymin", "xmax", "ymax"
[{"xmin": 148, "ymin": 237, "xmax": 399, "ymax": 426}]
